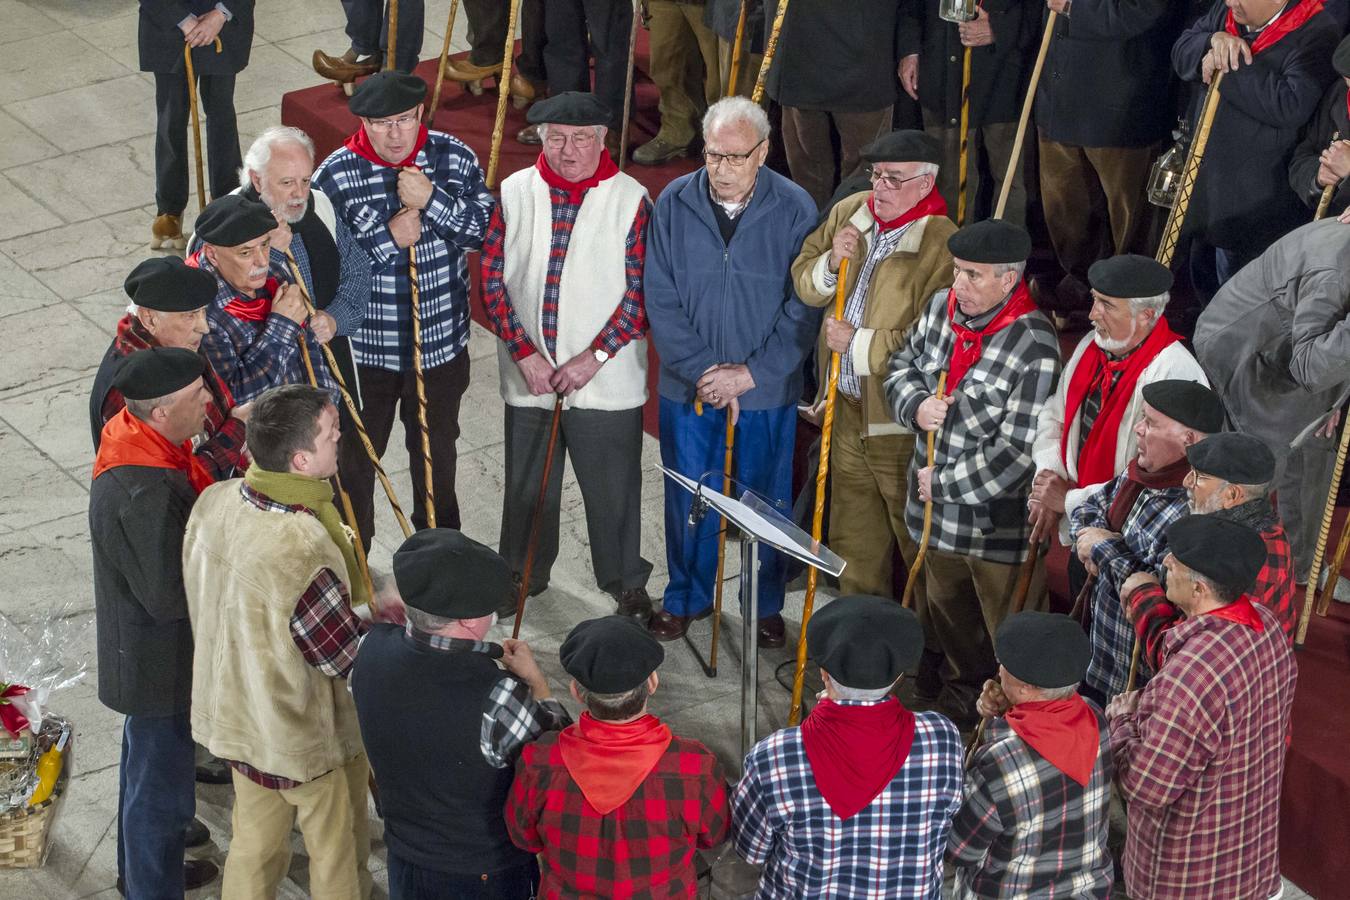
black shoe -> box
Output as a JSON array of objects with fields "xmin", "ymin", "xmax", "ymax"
[
  {"xmin": 194, "ymin": 756, "xmax": 230, "ymax": 785},
  {"xmin": 757, "ymin": 614, "xmax": 786, "ymax": 649},
  {"xmin": 615, "ymin": 587, "xmax": 654, "ymax": 620},
  {"xmin": 117, "ymin": 860, "xmax": 219, "ymax": 896},
  {"xmin": 184, "ymin": 817, "xmax": 210, "ymax": 848}
]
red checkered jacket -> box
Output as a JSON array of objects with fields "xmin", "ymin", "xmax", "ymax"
[
  {"xmin": 1127, "ymin": 501, "xmax": 1295, "ymax": 672},
  {"xmin": 505, "ymin": 721, "xmax": 728, "ymax": 898}
]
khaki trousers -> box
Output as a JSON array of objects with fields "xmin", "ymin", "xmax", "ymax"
[
  {"xmin": 222, "ymin": 754, "xmax": 372, "ymax": 900},
  {"xmin": 717, "ymin": 35, "xmax": 762, "ymax": 99},
  {"xmin": 919, "ymin": 548, "xmax": 1046, "ymax": 722},
  {"xmin": 1037, "ymin": 134, "xmax": 1157, "ymax": 280},
  {"xmin": 828, "ymin": 395, "xmax": 922, "ymax": 600},
  {"xmin": 647, "ymin": 0, "xmax": 721, "ymax": 147},
  {"xmin": 923, "ymin": 111, "xmax": 1026, "ymax": 226},
  {"xmin": 781, "ymin": 106, "xmax": 893, "ymax": 209}
]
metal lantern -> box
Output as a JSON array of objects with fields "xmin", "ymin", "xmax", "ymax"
[
  {"xmin": 939, "ymin": 0, "xmax": 978, "ymax": 23},
  {"xmin": 1147, "ymin": 118, "xmax": 1190, "ymax": 209}
]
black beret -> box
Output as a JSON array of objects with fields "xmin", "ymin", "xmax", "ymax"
[
  {"xmin": 123, "ymin": 257, "xmax": 217, "ymax": 312},
  {"xmin": 1141, "ymin": 380, "xmax": 1225, "ymax": 434},
  {"xmin": 1165, "ymin": 515, "xmax": 1266, "ymax": 595},
  {"xmin": 392, "ymin": 528, "xmax": 512, "ymax": 619},
  {"xmin": 948, "ymin": 219, "xmax": 1033, "ymax": 265},
  {"xmin": 527, "ymin": 91, "xmax": 611, "ymax": 127},
  {"xmin": 1185, "ymin": 432, "xmax": 1276, "ymax": 485},
  {"xmin": 1087, "ymin": 254, "xmax": 1173, "ymax": 298},
  {"xmin": 1335, "ymin": 34, "xmax": 1350, "ymax": 77},
  {"xmin": 995, "ymin": 612, "xmax": 1091, "ymax": 689},
  {"xmin": 348, "ymin": 70, "xmax": 427, "ymax": 118},
  {"xmin": 194, "ymin": 195, "xmax": 276, "ymax": 247},
  {"xmin": 807, "ymin": 595, "xmax": 923, "ymax": 690},
  {"xmin": 112, "ymin": 347, "xmax": 205, "ymax": 400},
  {"xmin": 860, "ymin": 129, "xmax": 942, "ymax": 165},
  {"xmin": 561, "ymin": 616, "xmax": 664, "ymax": 694}
]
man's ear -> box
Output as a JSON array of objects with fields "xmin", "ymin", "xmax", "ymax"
[
  {"xmin": 569, "ymin": 680, "xmax": 584, "ymax": 705},
  {"xmin": 203, "ymin": 244, "xmax": 219, "ymax": 268}
]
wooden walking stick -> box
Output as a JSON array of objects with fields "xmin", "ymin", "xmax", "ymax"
[
  {"xmin": 618, "ymin": 0, "xmax": 641, "ymax": 169},
  {"xmin": 408, "ymin": 244, "xmax": 436, "ymax": 528},
  {"xmin": 284, "ymin": 250, "xmax": 414, "ymax": 539},
  {"xmin": 1069, "ymin": 572, "xmax": 1095, "ymax": 624},
  {"xmin": 1125, "ymin": 641, "xmax": 1143, "ymax": 692},
  {"xmin": 1314, "ymin": 131, "xmax": 1342, "ymax": 221},
  {"xmin": 708, "ymin": 412, "xmax": 736, "ymax": 676},
  {"xmin": 512, "ymin": 394, "xmax": 566, "ymax": 639},
  {"xmin": 751, "ymin": 0, "xmax": 791, "ymax": 104},
  {"xmin": 486, "ymin": 0, "xmax": 525, "ymax": 188},
  {"xmin": 965, "ymin": 718, "xmax": 987, "ymax": 767},
  {"xmin": 901, "ymin": 370, "xmax": 949, "ymax": 609},
  {"xmin": 385, "ymin": 0, "xmax": 399, "ymax": 71},
  {"xmin": 427, "ymin": 0, "xmax": 463, "ymax": 125},
  {"xmin": 787, "ymin": 258, "xmax": 850, "ymax": 726},
  {"xmin": 1155, "ymin": 72, "xmax": 1225, "ymax": 269},
  {"xmin": 726, "ymin": 0, "xmax": 749, "ymax": 97},
  {"xmin": 1297, "ymin": 407, "xmax": 1350, "ymax": 645},
  {"xmin": 994, "ymin": 11, "xmax": 1054, "ymax": 219},
  {"xmin": 956, "ymin": 46, "xmax": 973, "ymax": 225},
  {"xmin": 182, "ymin": 42, "xmax": 220, "ymax": 214}
]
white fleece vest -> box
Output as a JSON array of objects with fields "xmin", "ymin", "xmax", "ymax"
[{"xmin": 496, "ymin": 167, "xmax": 649, "ymax": 411}]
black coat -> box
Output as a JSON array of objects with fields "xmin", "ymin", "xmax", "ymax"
[
  {"xmin": 138, "ymin": 0, "xmax": 255, "ymax": 75},
  {"xmin": 1035, "ymin": 0, "xmax": 1186, "ymax": 147},
  {"xmin": 1173, "ymin": 0, "xmax": 1338, "ymax": 255},
  {"xmin": 763, "ymin": 0, "xmax": 904, "ymax": 111},
  {"xmin": 899, "ymin": 0, "xmax": 1039, "ymax": 128},
  {"xmin": 704, "ymin": 0, "xmax": 767, "ymax": 52},
  {"xmin": 1288, "ymin": 79, "xmax": 1350, "ymax": 217},
  {"xmin": 90, "ymin": 465, "xmax": 197, "ymax": 717}
]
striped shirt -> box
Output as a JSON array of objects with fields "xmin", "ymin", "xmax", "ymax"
[{"xmin": 823, "ymin": 224, "xmax": 911, "ymax": 398}]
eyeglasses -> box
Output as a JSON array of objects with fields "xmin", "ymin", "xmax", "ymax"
[
  {"xmin": 543, "ymin": 131, "xmax": 597, "ymax": 150},
  {"xmin": 703, "ymin": 139, "xmax": 765, "ymax": 168},
  {"xmin": 367, "ymin": 114, "xmax": 420, "ymax": 132},
  {"xmin": 866, "ymin": 165, "xmax": 929, "ymax": 191}
]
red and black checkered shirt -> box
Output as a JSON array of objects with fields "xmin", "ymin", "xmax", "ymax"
[{"xmin": 505, "ymin": 722, "xmax": 729, "ymax": 898}]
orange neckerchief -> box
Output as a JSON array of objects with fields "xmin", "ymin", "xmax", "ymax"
[
  {"xmin": 93, "ymin": 408, "xmax": 214, "ymax": 495},
  {"xmin": 1004, "ymin": 695, "xmax": 1100, "ymax": 787},
  {"xmin": 557, "ymin": 712, "xmax": 672, "ymax": 815}
]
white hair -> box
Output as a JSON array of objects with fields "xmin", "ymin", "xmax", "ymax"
[
  {"xmin": 239, "ymin": 126, "xmax": 316, "ymax": 189},
  {"xmin": 1126, "ymin": 291, "xmax": 1169, "ymax": 315},
  {"xmin": 914, "ymin": 162, "xmax": 939, "ymax": 178},
  {"xmin": 831, "ymin": 682, "xmax": 895, "ymax": 702},
  {"xmin": 126, "ymin": 302, "xmax": 140, "ymax": 316},
  {"xmin": 1034, "ymin": 684, "xmax": 1080, "ymax": 701},
  {"xmin": 702, "ymin": 96, "xmax": 771, "ymax": 142},
  {"xmin": 994, "ymin": 260, "xmax": 1028, "ymax": 280}
]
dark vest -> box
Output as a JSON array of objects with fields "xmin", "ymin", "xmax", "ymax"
[{"xmin": 350, "ymin": 625, "xmax": 532, "ymax": 875}]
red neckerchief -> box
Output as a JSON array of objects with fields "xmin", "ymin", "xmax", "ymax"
[
  {"xmin": 800, "ymin": 697, "xmax": 916, "ymax": 821},
  {"xmin": 557, "ymin": 712, "xmax": 672, "ymax": 815},
  {"xmin": 1061, "ymin": 318, "xmax": 1182, "ymax": 487},
  {"xmin": 1106, "ymin": 456, "xmax": 1191, "ymax": 531},
  {"xmin": 93, "ymin": 407, "xmax": 215, "ymax": 495},
  {"xmin": 867, "ymin": 189, "xmax": 949, "ymax": 233},
  {"xmin": 535, "ymin": 151, "xmax": 620, "ymax": 204},
  {"xmin": 188, "ymin": 248, "xmax": 282, "ymax": 322},
  {"xmin": 343, "ymin": 123, "xmax": 429, "ymax": 168},
  {"xmin": 1206, "ymin": 594, "xmax": 1266, "ymax": 631},
  {"xmin": 1225, "ymin": 0, "xmax": 1324, "ymax": 54},
  {"xmin": 1004, "ymin": 696, "xmax": 1100, "ymax": 787},
  {"xmin": 946, "ymin": 281, "xmax": 1037, "ymax": 390}
]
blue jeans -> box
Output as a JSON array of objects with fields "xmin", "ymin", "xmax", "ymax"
[
  {"xmin": 388, "ymin": 852, "xmax": 539, "ymax": 899},
  {"xmin": 341, "ymin": 0, "xmax": 424, "ymax": 71},
  {"xmin": 658, "ymin": 398, "xmax": 796, "ymax": 618},
  {"xmin": 117, "ymin": 713, "xmax": 196, "ymax": 900}
]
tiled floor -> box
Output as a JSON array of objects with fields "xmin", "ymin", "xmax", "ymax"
[{"xmin": 0, "ymin": 2, "xmax": 1317, "ymax": 897}]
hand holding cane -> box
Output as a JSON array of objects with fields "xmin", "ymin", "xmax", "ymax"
[
  {"xmin": 1298, "ymin": 406, "xmax": 1350, "ymax": 644},
  {"xmin": 726, "ymin": 0, "xmax": 749, "ymax": 97},
  {"xmin": 512, "ymin": 394, "xmax": 566, "ymax": 639},
  {"xmin": 182, "ymin": 39, "xmax": 221, "ymax": 214},
  {"xmin": 427, "ymin": 0, "xmax": 463, "ymax": 125},
  {"xmin": 408, "ymin": 241, "xmax": 436, "ymax": 528},
  {"xmin": 1156, "ymin": 71, "xmax": 1225, "ymax": 268},
  {"xmin": 1314, "ymin": 131, "xmax": 1342, "ymax": 221},
  {"xmin": 901, "ymin": 370, "xmax": 949, "ymax": 609},
  {"xmin": 708, "ymin": 413, "xmax": 736, "ymax": 676},
  {"xmin": 486, "ymin": 0, "xmax": 525, "ymax": 187},
  {"xmin": 751, "ymin": 0, "xmax": 791, "ymax": 104},
  {"xmin": 283, "ymin": 250, "xmax": 414, "ymax": 539},
  {"xmin": 788, "ymin": 258, "xmax": 850, "ymax": 726},
  {"xmin": 995, "ymin": 11, "xmax": 1054, "ymax": 219}
]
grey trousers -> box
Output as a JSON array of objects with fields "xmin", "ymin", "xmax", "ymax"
[
  {"xmin": 1276, "ymin": 433, "xmax": 1339, "ymax": 581},
  {"xmin": 500, "ymin": 403, "xmax": 652, "ymax": 596}
]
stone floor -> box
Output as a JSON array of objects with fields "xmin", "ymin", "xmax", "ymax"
[{"xmin": 0, "ymin": 1, "xmax": 1317, "ymax": 897}]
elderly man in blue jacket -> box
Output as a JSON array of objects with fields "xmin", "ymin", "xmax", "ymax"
[{"xmin": 645, "ymin": 96, "xmax": 820, "ymax": 647}]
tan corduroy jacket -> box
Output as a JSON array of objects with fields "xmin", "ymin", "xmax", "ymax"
[{"xmin": 792, "ymin": 191, "xmax": 956, "ymax": 437}]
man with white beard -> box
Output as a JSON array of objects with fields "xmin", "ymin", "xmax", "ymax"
[{"xmin": 1028, "ymin": 256, "xmax": 1208, "ymax": 597}]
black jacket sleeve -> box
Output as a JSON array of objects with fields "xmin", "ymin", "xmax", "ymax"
[{"xmin": 117, "ymin": 477, "xmax": 193, "ymax": 626}]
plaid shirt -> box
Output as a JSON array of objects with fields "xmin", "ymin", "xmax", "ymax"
[
  {"xmin": 948, "ymin": 715, "xmax": 1114, "ymax": 899},
  {"xmin": 505, "ymin": 722, "xmax": 729, "ymax": 899},
  {"xmin": 733, "ymin": 708, "xmax": 962, "ymax": 899},
  {"xmin": 400, "ymin": 625, "xmax": 574, "ymax": 767},
  {"xmin": 311, "ymin": 131, "xmax": 495, "ymax": 372},
  {"xmin": 100, "ymin": 316, "xmax": 247, "ymax": 480},
  {"xmin": 480, "ymin": 186, "xmax": 651, "ymax": 361},
  {"xmin": 885, "ymin": 287, "xmax": 1061, "ymax": 563},
  {"xmin": 226, "ymin": 481, "xmax": 366, "ymax": 790},
  {"xmin": 196, "ymin": 252, "xmax": 340, "ymax": 404},
  {"xmin": 1110, "ymin": 601, "xmax": 1296, "ymax": 900},
  {"xmin": 1070, "ymin": 474, "xmax": 1189, "ymax": 699},
  {"xmin": 285, "ymin": 212, "xmax": 370, "ymax": 338},
  {"xmin": 822, "ymin": 223, "xmax": 910, "ymax": 399},
  {"xmin": 1127, "ymin": 501, "xmax": 1296, "ymax": 671}
]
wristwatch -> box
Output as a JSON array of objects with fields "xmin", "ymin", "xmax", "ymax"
[{"xmin": 593, "ymin": 348, "xmax": 611, "ymax": 364}]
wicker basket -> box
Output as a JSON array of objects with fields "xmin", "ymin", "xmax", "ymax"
[{"xmin": 0, "ymin": 736, "xmax": 72, "ymax": 869}]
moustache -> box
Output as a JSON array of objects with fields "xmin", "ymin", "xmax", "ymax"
[{"xmin": 247, "ymin": 267, "xmax": 269, "ymax": 280}]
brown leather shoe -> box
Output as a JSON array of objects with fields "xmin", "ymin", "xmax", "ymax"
[
  {"xmin": 312, "ymin": 47, "xmax": 380, "ymax": 82},
  {"xmin": 517, "ymin": 124, "xmax": 543, "ymax": 145},
  {"xmin": 757, "ymin": 614, "xmax": 786, "ymax": 649},
  {"xmin": 444, "ymin": 57, "xmax": 503, "ymax": 82},
  {"xmin": 646, "ymin": 606, "xmax": 712, "ymax": 642},
  {"xmin": 150, "ymin": 213, "xmax": 184, "ymax": 251},
  {"xmin": 510, "ymin": 70, "xmax": 537, "ymax": 103}
]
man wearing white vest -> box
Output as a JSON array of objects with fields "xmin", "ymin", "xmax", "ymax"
[
  {"xmin": 184, "ymin": 384, "xmax": 390, "ymax": 900},
  {"xmin": 481, "ymin": 91, "xmax": 655, "ymax": 622}
]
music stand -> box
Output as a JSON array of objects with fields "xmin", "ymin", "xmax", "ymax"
[{"xmin": 660, "ymin": 466, "xmax": 844, "ymax": 761}]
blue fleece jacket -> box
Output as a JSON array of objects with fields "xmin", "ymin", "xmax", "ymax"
[{"xmin": 645, "ymin": 167, "xmax": 820, "ymax": 411}]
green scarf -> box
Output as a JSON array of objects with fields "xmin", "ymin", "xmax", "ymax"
[{"xmin": 243, "ymin": 467, "xmax": 370, "ymax": 608}]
